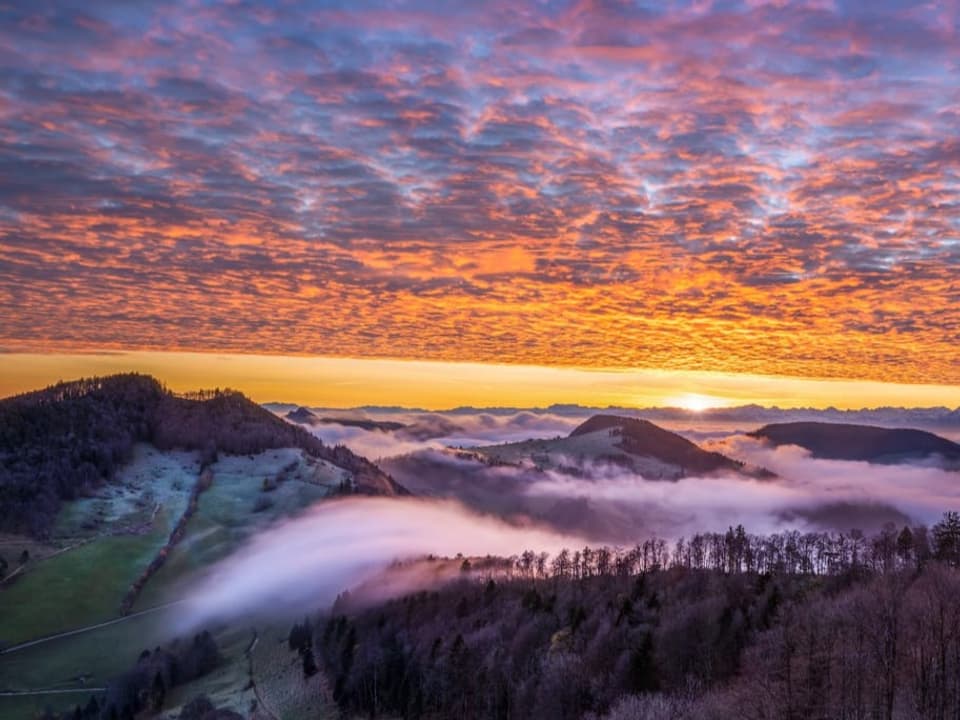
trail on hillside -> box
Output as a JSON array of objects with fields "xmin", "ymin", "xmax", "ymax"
[
  {"xmin": 0, "ymin": 600, "xmax": 183, "ymax": 655},
  {"xmin": 246, "ymin": 630, "xmax": 280, "ymax": 720},
  {"xmin": 0, "ymin": 688, "xmax": 107, "ymax": 697}
]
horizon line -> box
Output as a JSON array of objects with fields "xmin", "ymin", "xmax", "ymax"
[{"xmin": 2, "ymin": 350, "xmax": 960, "ymax": 412}]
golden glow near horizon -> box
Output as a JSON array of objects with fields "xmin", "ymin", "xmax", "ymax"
[
  {"xmin": 1, "ymin": 351, "xmax": 958, "ymax": 411},
  {"xmin": 667, "ymin": 393, "xmax": 729, "ymax": 412}
]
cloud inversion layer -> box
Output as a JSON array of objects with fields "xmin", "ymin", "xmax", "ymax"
[{"xmin": 1, "ymin": 1, "xmax": 958, "ymax": 381}]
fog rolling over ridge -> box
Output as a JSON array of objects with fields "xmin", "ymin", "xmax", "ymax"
[
  {"xmin": 176, "ymin": 407, "xmax": 960, "ymax": 627},
  {"xmin": 181, "ymin": 496, "xmax": 589, "ymax": 629},
  {"xmin": 286, "ymin": 406, "xmax": 960, "ymax": 536}
]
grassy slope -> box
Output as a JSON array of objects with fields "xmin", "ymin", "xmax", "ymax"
[
  {"xmin": 0, "ymin": 527, "xmax": 167, "ymax": 647},
  {"xmin": 137, "ymin": 449, "xmax": 336, "ymax": 608},
  {"xmin": 0, "ymin": 606, "xmax": 179, "ymax": 717},
  {"xmin": 0, "ymin": 446, "xmax": 344, "ymax": 719},
  {"xmin": 159, "ymin": 625, "xmax": 259, "ymax": 720},
  {"xmin": 0, "ymin": 446, "xmax": 197, "ymax": 645},
  {"xmin": 251, "ymin": 627, "xmax": 337, "ymax": 720},
  {"xmin": 52, "ymin": 445, "xmax": 198, "ymax": 540}
]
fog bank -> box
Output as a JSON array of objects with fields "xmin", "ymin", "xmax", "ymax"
[{"xmin": 182, "ymin": 496, "xmax": 587, "ymax": 629}]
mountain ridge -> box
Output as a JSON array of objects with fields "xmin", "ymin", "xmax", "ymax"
[
  {"xmin": 569, "ymin": 414, "xmax": 763, "ymax": 477},
  {"xmin": 749, "ymin": 421, "xmax": 960, "ymax": 466},
  {"xmin": 0, "ymin": 374, "xmax": 405, "ymax": 536},
  {"xmin": 470, "ymin": 413, "xmax": 770, "ymax": 480},
  {"xmin": 263, "ymin": 402, "xmax": 960, "ymax": 427}
]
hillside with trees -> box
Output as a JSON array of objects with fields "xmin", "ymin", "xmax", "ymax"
[
  {"xmin": 750, "ymin": 421, "xmax": 960, "ymax": 465},
  {"xmin": 570, "ymin": 414, "xmax": 755, "ymax": 475},
  {"xmin": 471, "ymin": 414, "xmax": 771, "ymax": 480},
  {"xmin": 0, "ymin": 374, "xmax": 405, "ymax": 537},
  {"xmin": 311, "ymin": 513, "xmax": 960, "ymax": 720}
]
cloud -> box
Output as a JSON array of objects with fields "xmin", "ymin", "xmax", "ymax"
[
  {"xmin": 0, "ymin": 1, "xmax": 957, "ymax": 384},
  {"xmin": 309, "ymin": 423, "xmax": 443, "ymax": 460},
  {"xmin": 377, "ymin": 416, "xmax": 960, "ymax": 541},
  {"xmin": 181, "ymin": 496, "xmax": 587, "ymax": 629},
  {"xmin": 306, "ymin": 410, "xmax": 581, "ymax": 459},
  {"xmin": 178, "ymin": 413, "xmax": 960, "ymax": 627},
  {"xmin": 705, "ymin": 434, "xmax": 960, "ymax": 524}
]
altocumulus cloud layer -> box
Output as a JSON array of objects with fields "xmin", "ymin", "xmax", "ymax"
[{"xmin": 0, "ymin": 1, "xmax": 958, "ymax": 382}]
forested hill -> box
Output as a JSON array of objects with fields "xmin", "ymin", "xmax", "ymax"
[
  {"xmin": 750, "ymin": 421, "xmax": 960, "ymax": 465},
  {"xmin": 315, "ymin": 517, "xmax": 960, "ymax": 720},
  {"xmin": 571, "ymin": 414, "xmax": 751, "ymax": 475},
  {"xmin": 0, "ymin": 374, "xmax": 405, "ymax": 536}
]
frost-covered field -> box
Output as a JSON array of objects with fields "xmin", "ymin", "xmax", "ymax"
[
  {"xmin": 53, "ymin": 443, "xmax": 199, "ymax": 539},
  {"xmin": 0, "ymin": 443, "xmax": 351, "ymax": 717},
  {"xmin": 136, "ymin": 448, "xmax": 343, "ymax": 608}
]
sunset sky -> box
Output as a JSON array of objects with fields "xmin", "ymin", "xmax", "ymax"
[{"xmin": 1, "ymin": 1, "xmax": 957, "ymax": 408}]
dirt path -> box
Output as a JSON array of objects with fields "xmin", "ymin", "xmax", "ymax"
[
  {"xmin": 0, "ymin": 537, "xmax": 95, "ymax": 587},
  {"xmin": 0, "ymin": 600, "xmax": 184, "ymax": 655},
  {"xmin": 0, "ymin": 688, "xmax": 107, "ymax": 697},
  {"xmin": 246, "ymin": 630, "xmax": 280, "ymax": 720}
]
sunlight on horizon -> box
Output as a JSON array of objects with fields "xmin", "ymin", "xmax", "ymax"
[
  {"xmin": 666, "ymin": 393, "xmax": 730, "ymax": 412},
  {"xmin": 1, "ymin": 350, "xmax": 958, "ymax": 410}
]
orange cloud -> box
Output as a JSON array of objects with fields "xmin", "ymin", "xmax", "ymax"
[{"xmin": 0, "ymin": 1, "xmax": 956, "ymax": 388}]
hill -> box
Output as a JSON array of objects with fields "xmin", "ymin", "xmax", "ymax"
[
  {"xmin": 473, "ymin": 413, "xmax": 766, "ymax": 479},
  {"xmin": 0, "ymin": 374, "xmax": 405, "ymax": 536},
  {"xmin": 285, "ymin": 407, "xmax": 406, "ymax": 433},
  {"xmin": 749, "ymin": 421, "xmax": 960, "ymax": 466},
  {"xmin": 311, "ymin": 520, "xmax": 960, "ymax": 720},
  {"xmin": 571, "ymin": 415, "xmax": 752, "ymax": 475},
  {"xmin": 286, "ymin": 406, "xmax": 322, "ymax": 424}
]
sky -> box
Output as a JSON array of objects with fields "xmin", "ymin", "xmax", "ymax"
[
  {"xmin": 2, "ymin": 350, "xmax": 960, "ymax": 409},
  {"xmin": 1, "ymin": 0, "xmax": 958, "ymax": 406}
]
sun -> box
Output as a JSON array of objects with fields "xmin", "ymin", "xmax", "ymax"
[{"xmin": 668, "ymin": 393, "xmax": 723, "ymax": 412}]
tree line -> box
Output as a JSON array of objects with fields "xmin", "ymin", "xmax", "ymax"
[
  {"xmin": 312, "ymin": 512, "xmax": 960, "ymax": 720},
  {"xmin": 504, "ymin": 513, "xmax": 960, "ymax": 582},
  {"xmin": 40, "ymin": 631, "xmax": 222, "ymax": 720}
]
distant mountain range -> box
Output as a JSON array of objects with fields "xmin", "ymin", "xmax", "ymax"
[
  {"xmin": 265, "ymin": 402, "xmax": 960, "ymax": 427},
  {"xmin": 751, "ymin": 422, "xmax": 960, "ymax": 467}
]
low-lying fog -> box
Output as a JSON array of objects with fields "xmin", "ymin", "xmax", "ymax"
[
  {"xmin": 303, "ymin": 408, "xmax": 960, "ymax": 539},
  {"xmin": 183, "ymin": 407, "xmax": 960, "ymax": 627},
  {"xmin": 183, "ymin": 496, "xmax": 589, "ymax": 628}
]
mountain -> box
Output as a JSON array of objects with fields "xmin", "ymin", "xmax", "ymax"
[
  {"xmin": 334, "ymin": 403, "xmax": 960, "ymax": 427},
  {"xmin": 285, "ymin": 407, "xmax": 407, "ymax": 433},
  {"xmin": 285, "ymin": 405, "xmax": 322, "ymax": 424},
  {"xmin": 750, "ymin": 421, "xmax": 960, "ymax": 466},
  {"xmin": 473, "ymin": 413, "xmax": 768, "ymax": 479},
  {"xmin": 0, "ymin": 374, "xmax": 405, "ymax": 536},
  {"xmin": 570, "ymin": 414, "xmax": 760, "ymax": 476}
]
